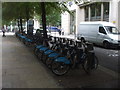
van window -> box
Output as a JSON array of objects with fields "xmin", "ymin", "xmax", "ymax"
[
  {"xmin": 99, "ymin": 26, "xmax": 106, "ymax": 34},
  {"xmin": 105, "ymin": 26, "xmax": 120, "ymax": 34}
]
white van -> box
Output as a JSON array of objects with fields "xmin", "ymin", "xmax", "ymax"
[{"xmin": 77, "ymin": 21, "xmax": 120, "ymax": 48}]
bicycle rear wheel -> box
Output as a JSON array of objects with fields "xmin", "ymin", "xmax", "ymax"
[
  {"xmin": 51, "ymin": 61, "xmax": 70, "ymax": 76},
  {"xmin": 82, "ymin": 56, "xmax": 98, "ymax": 74}
]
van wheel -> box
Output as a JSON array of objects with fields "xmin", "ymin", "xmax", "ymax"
[
  {"xmin": 103, "ymin": 41, "xmax": 110, "ymax": 49},
  {"xmin": 77, "ymin": 37, "xmax": 80, "ymax": 40}
]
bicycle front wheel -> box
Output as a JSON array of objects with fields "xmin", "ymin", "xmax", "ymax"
[{"xmin": 51, "ymin": 61, "xmax": 70, "ymax": 76}]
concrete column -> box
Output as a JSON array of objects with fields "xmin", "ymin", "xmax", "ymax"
[
  {"xmin": 76, "ymin": 7, "xmax": 85, "ymax": 37},
  {"xmin": 118, "ymin": 1, "xmax": 120, "ymax": 31},
  {"xmin": 0, "ymin": 1, "xmax": 2, "ymax": 90},
  {"xmin": 76, "ymin": 6, "xmax": 81, "ymax": 37},
  {"xmin": 61, "ymin": 12, "xmax": 70, "ymax": 35},
  {"xmin": 0, "ymin": 1, "xmax": 1, "ymax": 29},
  {"xmin": 109, "ymin": 0, "xmax": 118, "ymax": 26},
  {"xmin": 88, "ymin": 6, "xmax": 91, "ymax": 21},
  {"xmin": 101, "ymin": 3, "xmax": 104, "ymax": 21},
  {"xmin": 68, "ymin": 14, "xmax": 71, "ymax": 35}
]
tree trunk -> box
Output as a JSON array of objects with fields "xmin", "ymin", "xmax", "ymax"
[
  {"xmin": 20, "ymin": 17, "xmax": 23, "ymax": 33},
  {"xmin": 26, "ymin": 6, "xmax": 29, "ymax": 34},
  {"xmin": 41, "ymin": 2, "xmax": 47, "ymax": 39},
  {"xmin": 26, "ymin": 19, "xmax": 29, "ymax": 34},
  {"xmin": 17, "ymin": 19, "xmax": 20, "ymax": 32}
]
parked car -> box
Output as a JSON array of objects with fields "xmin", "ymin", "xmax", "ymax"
[
  {"xmin": 35, "ymin": 29, "xmax": 44, "ymax": 36},
  {"xmin": 77, "ymin": 21, "xmax": 120, "ymax": 48},
  {"xmin": 47, "ymin": 26, "xmax": 61, "ymax": 35}
]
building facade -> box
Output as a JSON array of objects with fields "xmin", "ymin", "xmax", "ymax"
[{"xmin": 61, "ymin": 0, "xmax": 120, "ymax": 35}]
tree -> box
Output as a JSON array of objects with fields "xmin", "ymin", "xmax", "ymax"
[
  {"xmin": 2, "ymin": 2, "xmax": 35, "ymax": 32},
  {"xmin": 34, "ymin": 2, "xmax": 71, "ymax": 39},
  {"xmin": 41, "ymin": 2, "xmax": 47, "ymax": 39},
  {"xmin": 2, "ymin": 2, "xmax": 71, "ymax": 38}
]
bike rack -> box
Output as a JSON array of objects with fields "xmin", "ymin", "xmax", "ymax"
[{"xmin": 16, "ymin": 32, "xmax": 98, "ymax": 76}]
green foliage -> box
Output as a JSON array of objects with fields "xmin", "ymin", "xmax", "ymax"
[
  {"xmin": 34, "ymin": 2, "xmax": 70, "ymax": 26},
  {"xmin": 2, "ymin": 2, "xmax": 71, "ymax": 26},
  {"xmin": 2, "ymin": 2, "xmax": 35, "ymax": 25},
  {"xmin": 46, "ymin": 10, "xmax": 61, "ymax": 26},
  {"xmin": 45, "ymin": 2, "xmax": 61, "ymax": 26}
]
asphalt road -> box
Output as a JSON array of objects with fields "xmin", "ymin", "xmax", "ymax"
[
  {"xmin": 94, "ymin": 45, "xmax": 119, "ymax": 73},
  {"xmin": 51, "ymin": 33, "xmax": 120, "ymax": 73}
]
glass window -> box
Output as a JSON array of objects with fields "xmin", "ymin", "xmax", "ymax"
[
  {"xmin": 103, "ymin": 2, "xmax": 109, "ymax": 21},
  {"xmin": 96, "ymin": 3, "xmax": 101, "ymax": 17},
  {"xmin": 99, "ymin": 26, "xmax": 106, "ymax": 34},
  {"xmin": 105, "ymin": 26, "xmax": 120, "ymax": 34},
  {"xmin": 85, "ymin": 6, "xmax": 89, "ymax": 21},
  {"xmin": 104, "ymin": 2, "xmax": 109, "ymax": 15},
  {"xmin": 90, "ymin": 3, "xmax": 101, "ymax": 21},
  {"xmin": 70, "ymin": 11, "xmax": 76, "ymax": 34},
  {"xmin": 91, "ymin": 4, "xmax": 95, "ymax": 17}
]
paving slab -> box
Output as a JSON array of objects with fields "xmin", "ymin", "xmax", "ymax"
[{"xmin": 2, "ymin": 34, "xmax": 61, "ymax": 88}]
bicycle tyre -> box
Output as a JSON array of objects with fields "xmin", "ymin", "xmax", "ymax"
[
  {"xmin": 45, "ymin": 58, "xmax": 53, "ymax": 69},
  {"xmin": 42, "ymin": 55, "xmax": 47, "ymax": 64},
  {"xmin": 37, "ymin": 52, "xmax": 42, "ymax": 60},
  {"xmin": 92, "ymin": 56, "xmax": 99, "ymax": 70},
  {"xmin": 34, "ymin": 48, "xmax": 39, "ymax": 56},
  {"xmin": 82, "ymin": 55, "xmax": 98, "ymax": 74},
  {"xmin": 51, "ymin": 61, "xmax": 70, "ymax": 76}
]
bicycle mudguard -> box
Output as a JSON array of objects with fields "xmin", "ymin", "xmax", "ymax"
[
  {"xmin": 17, "ymin": 34, "xmax": 21, "ymax": 36},
  {"xmin": 39, "ymin": 47, "xmax": 48, "ymax": 51},
  {"xmin": 44, "ymin": 50, "xmax": 54, "ymax": 55},
  {"xmin": 54, "ymin": 57, "xmax": 70, "ymax": 64},
  {"xmin": 24, "ymin": 38, "xmax": 28, "ymax": 40},
  {"xmin": 36, "ymin": 45, "xmax": 44, "ymax": 49},
  {"xmin": 20, "ymin": 36, "xmax": 26, "ymax": 39},
  {"xmin": 26, "ymin": 39, "xmax": 33, "ymax": 42},
  {"xmin": 48, "ymin": 53, "xmax": 60, "ymax": 58}
]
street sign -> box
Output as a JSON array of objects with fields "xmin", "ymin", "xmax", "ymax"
[{"xmin": 27, "ymin": 20, "xmax": 34, "ymax": 36}]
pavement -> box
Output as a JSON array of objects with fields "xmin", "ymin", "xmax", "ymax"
[{"xmin": 1, "ymin": 32, "xmax": 120, "ymax": 88}]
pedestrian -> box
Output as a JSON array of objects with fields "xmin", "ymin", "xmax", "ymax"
[
  {"xmin": 61, "ymin": 28, "xmax": 64, "ymax": 35},
  {"xmin": 57, "ymin": 26, "xmax": 61, "ymax": 35},
  {"xmin": 58, "ymin": 29, "xmax": 61, "ymax": 35},
  {"xmin": 2, "ymin": 26, "xmax": 6, "ymax": 37},
  {"xmin": 7, "ymin": 25, "xmax": 10, "ymax": 32}
]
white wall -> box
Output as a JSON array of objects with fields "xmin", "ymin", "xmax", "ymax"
[
  {"xmin": 76, "ymin": 7, "xmax": 85, "ymax": 35},
  {"xmin": 61, "ymin": 12, "xmax": 70, "ymax": 35},
  {"xmin": 68, "ymin": 2, "xmax": 77, "ymax": 11},
  {"xmin": 109, "ymin": 0, "xmax": 118, "ymax": 27},
  {"xmin": 61, "ymin": 2, "xmax": 85, "ymax": 35},
  {"xmin": 61, "ymin": 1, "xmax": 78, "ymax": 35},
  {"xmin": 118, "ymin": 1, "xmax": 120, "ymax": 30},
  {"xmin": 61, "ymin": 0, "xmax": 119, "ymax": 35}
]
